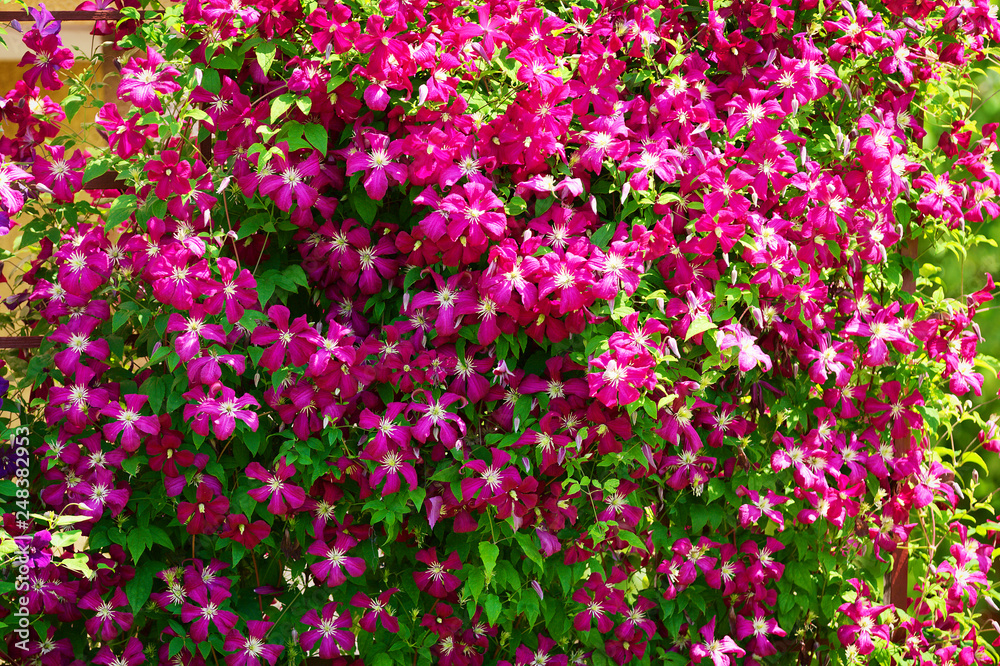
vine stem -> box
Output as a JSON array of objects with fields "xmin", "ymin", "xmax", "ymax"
[{"xmin": 252, "ymin": 552, "xmax": 265, "ymax": 615}]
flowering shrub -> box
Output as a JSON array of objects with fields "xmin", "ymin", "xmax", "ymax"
[{"xmin": 2, "ymin": 0, "xmax": 1000, "ymax": 663}]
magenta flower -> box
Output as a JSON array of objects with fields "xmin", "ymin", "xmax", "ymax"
[
  {"xmin": 350, "ymin": 588, "xmax": 399, "ymax": 633},
  {"xmin": 300, "ymin": 602, "xmax": 355, "ymax": 658},
  {"xmin": 251, "ymin": 305, "xmax": 321, "ymax": 371},
  {"xmin": 47, "ymin": 365, "xmax": 109, "ymax": 430},
  {"xmin": 223, "ymin": 621, "xmax": 284, "ymax": 666},
  {"xmin": 836, "ymin": 580, "xmax": 892, "ymax": 655},
  {"xmin": 181, "ymin": 585, "xmax": 238, "ymax": 642},
  {"xmin": 148, "ymin": 248, "xmax": 210, "ymax": 310},
  {"xmin": 306, "ymin": 2, "xmax": 359, "ymax": 54},
  {"xmin": 96, "ymin": 103, "xmax": 155, "ymax": 158},
  {"xmin": 798, "ymin": 335, "xmax": 855, "ymax": 386},
  {"xmin": 258, "ymin": 145, "xmax": 321, "ymax": 211},
  {"xmin": 118, "ymin": 47, "xmax": 181, "ymax": 112},
  {"xmin": 306, "ymin": 532, "xmax": 366, "ymax": 586},
  {"xmin": 345, "ymin": 132, "xmax": 406, "ymax": 200},
  {"xmin": 80, "ymin": 587, "xmax": 133, "ymax": 640},
  {"xmin": 177, "ymin": 483, "xmax": 230, "ymax": 534},
  {"xmin": 100, "ymin": 394, "xmax": 160, "ymax": 452},
  {"xmin": 0, "ymin": 158, "xmax": 33, "ymax": 216},
  {"xmin": 220, "ymin": 514, "xmax": 270, "ymax": 548},
  {"xmin": 594, "ymin": 481, "xmax": 643, "ymax": 529},
  {"xmin": 197, "ymin": 387, "xmax": 260, "ymax": 439},
  {"xmin": 246, "ymin": 457, "xmax": 306, "ymax": 516},
  {"xmin": 409, "ymin": 390, "xmax": 467, "ymax": 449},
  {"xmin": 461, "ymin": 447, "xmax": 521, "ymax": 507},
  {"xmin": 735, "ymin": 486, "xmax": 789, "ymax": 531},
  {"xmin": 365, "ymin": 446, "xmax": 418, "ymax": 495},
  {"xmin": 49, "ymin": 314, "xmax": 110, "ymax": 375},
  {"xmin": 187, "ymin": 350, "xmax": 247, "ymax": 386},
  {"xmin": 587, "ymin": 351, "xmax": 654, "ymax": 408},
  {"xmin": 843, "ymin": 305, "xmax": 917, "ymax": 367},
  {"xmin": 19, "ymin": 30, "xmax": 75, "ymax": 90},
  {"xmin": 440, "ymin": 181, "xmax": 508, "ymax": 243},
  {"xmin": 571, "ymin": 578, "xmax": 620, "ymax": 633},
  {"xmin": 93, "ymin": 637, "xmax": 145, "ymax": 666},
  {"xmin": 33, "ymin": 144, "xmax": 85, "ymax": 202},
  {"xmin": 413, "ymin": 549, "xmax": 462, "ymax": 598},
  {"xmin": 202, "ymin": 257, "xmax": 258, "ymax": 324},
  {"xmin": 734, "ymin": 613, "xmax": 787, "ymax": 657},
  {"xmin": 512, "ymin": 634, "xmax": 568, "ymax": 666},
  {"xmin": 718, "ymin": 323, "xmax": 773, "ymax": 373},
  {"xmin": 690, "ymin": 618, "xmax": 746, "ymax": 666},
  {"xmin": 166, "ymin": 305, "xmax": 228, "ymax": 363}
]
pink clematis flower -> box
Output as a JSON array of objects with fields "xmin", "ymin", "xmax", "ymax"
[
  {"xmin": 223, "ymin": 621, "xmax": 284, "ymax": 666},
  {"xmin": 100, "ymin": 394, "xmax": 160, "ymax": 452},
  {"xmin": 246, "ymin": 457, "xmax": 306, "ymax": 516},
  {"xmin": 350, "ymin": 588, "xmax": 400, "ymax": 633},
  {"xmin": 93, "ymin": 638, "xmax": 145, "ymax": 666},
  {"xmin": 251, "ymin": 304, "xmax": 321, "ymax": 371},
  {"xmin": 300, "ymin": 602, "xmax": 355, "ymax": 657},
  {"xmin": 0, "ymin": 158, "xmax": 33, "ymax": 216},
  {"xmin": 202, "ymin": 257, "xmax": 258, "ymax": 324},
  {"xmin": 177, "ymin": 483, "xmax": 230, "ymax": 535},
  {"xmin": 166, "ymin": 305, "xmax": 228, "ymax": 363},
  {"xmin": 413, "ymin": 549, "xmax": 462, "ymax": 598},
  {"xmin": 307, "ymin": 532, "xmax": 366, "ymax": 587},
  {"xmin": 80, "ymin": 587, "xmax": 133, "ymax": 640},
  {"xmin": 20, "ymin": 29, "xmax": 75, "ymax": 90},
  {"xmin": 345, "ymin": 131, "xmax": 406, "ymax": 200},
  {"xmin": 690, "ymin": 618, "xmax": 746, "ymax": 666},
  {"xmin": 258, "ymin": 145, "xmax": 321, "ymax": 211},
  {"xmin": 33, "ymin": 144, "xmax": 85, "ymax": 202},
  {"xmin": 118, "ymin": 47, "xmax": 181, "ymax": 112},
  {"xmin": 181, "ymin": 585, "xmax": 238, "ymax": 643}
]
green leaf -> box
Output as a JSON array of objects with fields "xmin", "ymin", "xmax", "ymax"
[
  {"xmin": 83, "ymin": 158, "xmax": 112, "ymax": 184},
  {"xmin": 960, "ymin": 451, "xmax": 989, "ymax": 473},
  {"xmin": 62, "ymin": 94, "xmax": 85, "ymax": 121},
  {"xmin": 144, "ymin": 377, "xmax": 166, "ymax": 413},
  {"xmin": 106, "ymin": 194, "xmax": 138, "ymax": 228},
  {"xmin": 513, "ymin": 395, "xmax": 533, "ymax": 431},
  {"xmin": 618, "ymin": 530, "xmax": 647, "ymax": 553},
  {"xmin": 169, "ymin": 636, "xmax": 186, "ymax": 658},
  {"xmin": 283, "ymin": 264, "xmax": 308, "ymax": 289},
  {"xmin": 255, "ymin": 42, "xmax": 277, "ymax": 74},
  {"xmin": 112, "ymin": 304, "xmax": 135, "ymax": 332},
  {"xmin": 506, "ymin": 196, "xmax": 527, "ymax": 216},
  {"xmin": 258, "ymin": 273, "xmax": 276, "ymax": 307},
  {"xmin": 685, "ymin": 315, "xmax": 717, "ymax": 341},
  {"xmin": 479, "ymin": 542, "xmax": 500, "ymax": 577},
  {"xmin": 465, "ymin": 567, "xmax": 485, "ymax": 604},
  {"xmin": 303, "ymin": 123, "xmax": 328, "ymax": 154},
  {"xmin": 270, "ymin": 93, "xmax": 296, "ymax": 123},
  {"xmin": 50, "ymin": 530, "xmax": 81, "ymax": 548},
  {"xmin": 211, "ymin": 51, "xmax": 243, "ymax": 69},
  {"xmin": 126, "ymin": 560, "xmax": 158, "ymax": 612},
  {"xmin": 353, "ymin": 191, "xmax": 379, "ymax": 225},
  {"xmin": 127, "ymin": 527, "xmax": 151, "ymax": 562},
  {"xmin": 244, "ymin": 428, "xmax": 262, "ymax": 456},
  {"xmin": 237, "ymin": 212, "xmax": 272, "ymax": 240},
  {"xmin": 514, "ymin": 531, "xmax": 544, "ymax": 572},
  {"xmin": 591, "ymin": 222, "xmax": 615, "ymax": 249},
  {"xmin": 690, "ymin": 504, "xmax": 710, "ymax": 533},
  {"xmin": 484, "ymin": 593, "xmax": 503, "ymax": 625}
]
